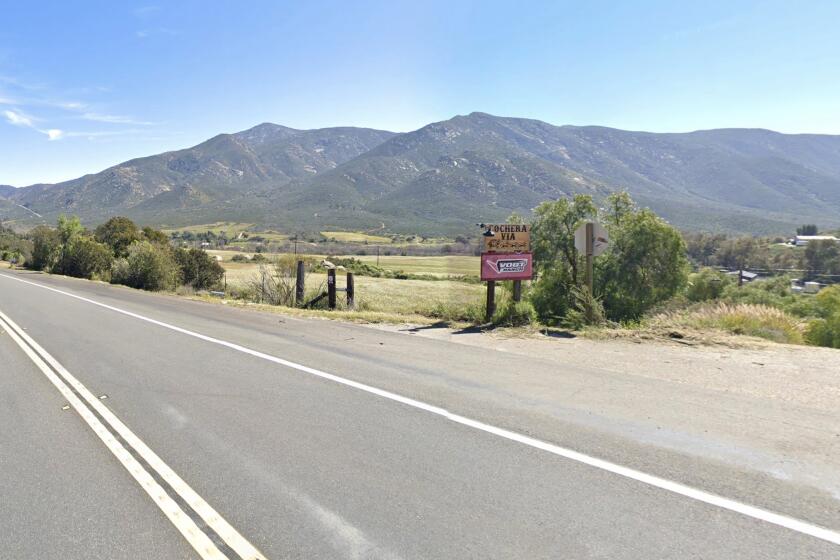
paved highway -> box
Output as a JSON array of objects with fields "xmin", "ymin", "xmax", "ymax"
[{"xmin": 1, "ymin": 268, "xmax": 838, "ymax": 559}]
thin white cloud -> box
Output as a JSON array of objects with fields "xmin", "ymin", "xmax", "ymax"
[
  {"xmin": 136, "ymin": 27, "xmax": 177, "ymax": 39},
  {"xmin": 3, "ymin": 108, "xmax": 63, "ymax": 140},
  {"xmin": 64, "ymin": 129, "xmax": 144, "ymax": 138},
  {"xmin": 4, "ymin": 108, "xmax": 34, "ymax": 127},
  {"xmin": 81, "ymin": 112, "xmax": 154, "ymax": 125},
  {"xmin": 57, "ymin": 100, "xmax": 87, "ymax": 110},
  {"xmin": 1, "ymin": 73, "xmax": 160, "ymax": 142}
]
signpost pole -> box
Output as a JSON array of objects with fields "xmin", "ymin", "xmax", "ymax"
[
  {"xmin": 585, "ymin": 222, "xmax": 594, "ymax": 294},
  {"xmin": 512, "ymin": 280, "xmax": 522, "ymax": 302},
  {"xmin": 486, "ymin": 280, "xmax": 496, "ymax": 321}
]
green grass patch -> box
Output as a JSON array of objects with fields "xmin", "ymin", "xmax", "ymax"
[{"xmin": 321, "ymin": 231, "xmax": 393, "ymax": 243}]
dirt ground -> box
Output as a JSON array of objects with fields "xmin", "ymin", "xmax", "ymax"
[{"xmin": 371, "ymin": 323, "xmax": 840, "ymax": 416}]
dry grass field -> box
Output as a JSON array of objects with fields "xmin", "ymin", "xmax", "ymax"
[
  {"xmin": 212, "ymin": 251, "xmax": 485, "ymax": 319},
  {"xmin": 211, "ymin": 250, "xmax": 478, "ymax": 278}
]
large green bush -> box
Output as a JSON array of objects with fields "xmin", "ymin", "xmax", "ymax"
[
  {"xmin": 530, "ymin": 195, "xmax": 597, "ymax": 325},
  {"xmin": 805, "ymin": 286, "xmax": 840, "ymax": 348},
  {"xmin": 0, "ymin": 223, "xmax": 32, "ymax": 265},
  {"xmin": 116, "ymin": 241, "xmax": 180, "ymax": 291},
  {"xmin": 61, "ymin": 236, "xmax": 113, "ymax": 279},
  {"xmin": 530, "ymin": 192, "xmax": 688, "ymax": 324},
  {"xmin": 174, "ymin": 248, "xmax": 224, "ymax": 290},
  {"xmin": 94, "ymin": 216, "xmax": 142, "ymax": 257},
  {"xmin": 29, "ymin": 225, "xmax": 62, "ymax": 271},
  {"xmin": 596, "ymin": 198, "xmax": 689, "ymax": 321},
  {"xmin": 686, "ymin": 268, "xmax": 733, "ymax": 302}
]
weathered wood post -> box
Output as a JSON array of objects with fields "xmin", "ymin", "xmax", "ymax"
[
  {"xmin": 346, "ymin": 272, "xmax": 355, "ymax": 309},
  {"xmin": 327, "ymin": 268, "xmax": 337, "ymax": 309},
  {"xmin": 486, "ymin": 280, "xmax": 496, "ymax": 321},
  {"xmin": 295, "ymin": 260, "xmax": 305, "ymax": 306},
  {"xmin": 512, "ymin": 279, "xmax": 522, "ymax": 302}
]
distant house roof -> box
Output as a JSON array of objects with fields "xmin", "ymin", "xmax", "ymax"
[
  {"xmin": 794, "ymin": 235, "xmax": 839, "ymax": 246},
  {"xmin": 725, "ymin": 270, "xmax": 759, "ymax": 280}
]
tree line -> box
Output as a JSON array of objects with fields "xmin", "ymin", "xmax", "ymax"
[
  {"xmin": 21, "ymin": 216, "xmax": 224, "ymax": 292},
  {"xmin": 684, "ymin": 231, "xmax": 840, "ymax": 280}
]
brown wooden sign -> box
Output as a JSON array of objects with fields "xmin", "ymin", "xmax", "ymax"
[{"xmin": 483, "ymin": 224, "xmax": 530, "ymax": 253}]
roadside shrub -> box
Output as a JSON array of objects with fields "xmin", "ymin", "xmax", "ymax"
[
  {"xmin": 110, "ymin": 257, "xmax": 130, "ymax": 284},
  {"xmin": 686, "ymin": 268, "xmax": 733, "ymax": 302},
  {"xmin": 805, "ymin": 316, "xmax": 840, "ymax": 348},
  {"xmin": 94, "ymin": 216, "xmax": 142, "ymax": 257},
  {"xmin": 428, "ymin": 301, "xmax": 486, "ymax": 323},
  {"xmin": 564, "ymin": 286, "xmax": 606, "ymax": 329},
  {"xmin": 493, "ymin": 300, "xmax": 538, "ymax": 327},
  {"xmin": 29, "ymin": 225, "xmax": 62, "ymax": 271},
  {"xmin": 230, "ymin": 253, "xmax": 250, "ymax": 262},
  {"xmin": 0, "ymin": 223, "xmax": 32, "ymax": 265},
  {"xmin": 596, "ymin": 199, "xmax": 689, "ymax": 321},
  {"xmin": 62, "ymin": 236, "xmax": 113, "ymax": 279},
  {"xmin": 117, "ymin": 241, "xmax": 180, "ymax": 291},
  {"xmin": 804, "ymin": 286, "xmax": 840, "ymax": 348},
  {"xmin": 174, "ymin": 248, "xmax": 224, "ymax": 290},
  {"xmin": 530, "ymin": 267, "xmax": 573, "ymax": 325},
  {"xmin": 248, "ymin": 261, "xmax": 300, "ymax": 306},
  {"xmin": 653, "ymin": 303, "xmax": 804, "ymax": 344},
  {"xmin": 813, "ymin": 285, "xmax": 840, "ymax": 318}
]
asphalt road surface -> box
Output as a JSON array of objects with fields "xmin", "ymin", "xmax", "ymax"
[{"xmin": 1, "ymin": 268, "xmax": 838, "ymax": 559}]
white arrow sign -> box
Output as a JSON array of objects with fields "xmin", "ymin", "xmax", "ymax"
[{"xmin": 574, "ymin": 222, "xmax": 609, "ymax": 256}]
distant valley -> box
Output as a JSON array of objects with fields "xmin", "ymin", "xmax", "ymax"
[{"xmin": 3, "ymin": 113, "xmax": 840, "ymax": 235}]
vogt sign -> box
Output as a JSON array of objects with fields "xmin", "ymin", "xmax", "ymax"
[{"xmin": 481, "ymin": 252, "xmax": 533, "ymax": 281}]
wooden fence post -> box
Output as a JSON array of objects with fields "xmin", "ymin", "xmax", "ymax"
[
  {"xmin": 327, "ymin": 268, "xmax": 337, "ymax": 310},
  {"xmin": 346, "ymin": 272, "xmax": 355, "ymax": 309},
  {"xmin": 295, "ymin": 260, "xmax": 305, "ymax": 306}
]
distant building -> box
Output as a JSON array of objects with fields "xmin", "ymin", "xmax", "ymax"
[
  {"xmin": 793, "ymin": 235, "xmax": 839, "ymax": 246},
  {"xmin": 791, "ymin": 279, "xmax": 824, "ymax": 294},
  {"xmin": 725, "ymin": 270, "xmax": 759, "ymax": 282}
]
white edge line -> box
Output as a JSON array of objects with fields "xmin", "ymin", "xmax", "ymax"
[
  {"xmin": 0, "ymin": 305, "xmax": 267, "ymax": 560},
  {"xmin": 0, "ymin": 312, "xmax": 230, "ymax": 560},
  {"xmin": 2, "ymin": 271, "xmax": 840, "ymax": 547}
]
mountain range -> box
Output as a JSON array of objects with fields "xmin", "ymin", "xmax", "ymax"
[{"xmin": 2, "ymin": 112, "xmax": 840, "ymax": 235}]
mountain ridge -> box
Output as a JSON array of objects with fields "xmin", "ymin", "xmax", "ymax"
[{"xmin": 3, "ymin": 114, "xmax": 840, "ymax": 235}]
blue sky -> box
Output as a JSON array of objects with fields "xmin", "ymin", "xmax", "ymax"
[{"xmin": 2, "ymin": 0, "xmax": 839, "ymax": 186}]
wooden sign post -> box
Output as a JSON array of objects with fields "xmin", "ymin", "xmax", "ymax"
[{"xmin": 479, "ymin": 223, "xmax": 532, "ymax": 320}]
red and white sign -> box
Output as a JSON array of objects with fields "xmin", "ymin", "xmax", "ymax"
[{"xmin": 480, "ymin": 252, "xmax": 533, "ymax": 281}]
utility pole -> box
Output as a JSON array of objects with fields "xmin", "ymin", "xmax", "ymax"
[{"xmin": 585, "ymin": 221, "xmax": 594, "ymax": 294}]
